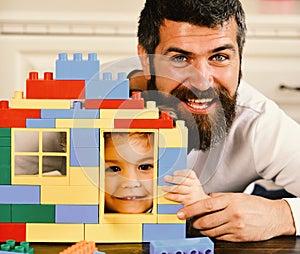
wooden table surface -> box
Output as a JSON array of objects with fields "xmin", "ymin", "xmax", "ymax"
[{"xmin": 30, "ymin": 236, "xmax": 300, "ymax": 254}]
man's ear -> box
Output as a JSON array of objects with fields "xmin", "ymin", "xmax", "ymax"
[{"xmin": 137, "ymin": 44, "xmax": 151, "ymax": 81}]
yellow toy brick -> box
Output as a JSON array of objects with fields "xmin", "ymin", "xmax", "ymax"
[
  {"xmin": 56, "ymin": 119, "xmax": 114, "ymax": 128},
  {"xmin": 100, "ymin": 108, "xmax": 159, "ymax": 119},
  {"xmin": 159, "ymin": 120, "xmax": 188, "ymax": 148},
  {"xmin": 102, "ymin": 213, "xmax": 157, "ymax": 224},
  {"xmin": 26, "ymin": 223, "xmax": 84, "ymax": 242},
  {"xmin": 41, "ymin": 185, "xmax": 99, "ymax": 204},
  {"xmin": 10, "ymin": 91, "xmax": 71, "ymax": 109},
  {"xmin": 69, "ymin": 166, "xmax": 99, "ymax": 187},
  {"xmin": 85, "ymin": 223, "xmax": 142, "ymax": 243},
  {"xmin": 158, "ymin": 214, "xmax": 185, "ymax": 224}
]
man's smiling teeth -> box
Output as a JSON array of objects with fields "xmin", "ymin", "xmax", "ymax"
[{"xmin": 187, "ymin": 98, "xmax": 214, "ymax": 109}]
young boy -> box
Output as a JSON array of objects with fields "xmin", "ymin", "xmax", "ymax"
[{"xmin": 104, "ymin": 132, "xmax": 154, "ymax": 213}]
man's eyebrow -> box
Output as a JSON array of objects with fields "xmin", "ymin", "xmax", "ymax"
[
  {"xmin": 211, "ymin": 44, "xmax": 236, "ymax": 53},
  {"xmin": 163, "ymin": 47, "xmax": 193, "ymax": 56}
]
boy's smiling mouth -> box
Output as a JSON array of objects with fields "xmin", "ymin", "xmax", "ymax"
[{"xmin": 114, "ymin": 195, "xmax": 147, "ymax": 200}]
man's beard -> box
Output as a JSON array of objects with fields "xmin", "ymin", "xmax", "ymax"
[{"xmin": 144, "ymin": 78, "xmax": 237, "ymax": 152}]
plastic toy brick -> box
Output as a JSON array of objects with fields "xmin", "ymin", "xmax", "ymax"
[
  {"xmin": 10, "ymin": 91, "xmax": 71, "ymax": 109},
  {"xmin": 157, "ymin": 214, "xmax": 185, "ymax": 224},
  {"xmin": 0, "ymin": 185, "xmax": 40, "ymax": 204},
  {"xmin": 70, "ymin": 147, "xmax": 99, "ymax": 167},
  {"xmin": 158, "ymin": 147, "xmax": 188, "ymax": 185},
  {"xmin": 26, "ymin": 223, "xmax": 84, "ymax": 242},
  {"xmin": 159, "ymin": 120, "xmax": 188, "ymax": 148},
  {"xmin": 0, "ymin": 147, "xmax": 11, "ymax": 185},
  {"xmin": 56, "ymin": 119, "xmax": 113, "ymax": 129},
  {"xmin": 85, "ymin": 72, "xmax": 129, "ymax": 100},
  {"xmin": 142, "ymin": 224, "xmax": 186, "ymax": 242},
  {"xmin": 56, "ymin": 52, "xmax": 100, "ymax": 81},
  {"xmin": 150, "ymin": 237, "xmax": 214, "ymax": 254},
  {"xmin": 41, "ymin": 185, "xmax": 98, "ymax": 205},
  {"xmin": 85, "ymin": 224, "xmax": 142, "ymax": 243},
  {"xmin": 59, "ymin": 240, "xmax": 98, "ymax": 254},
  {"xmin": 0, "ymin": 205, "xmax": 11, "ymax": 222},
  {"xmin": 0, "ymin": 128, "xmax": 10, "ymax": 137},
  {"xmin": 41, "ymin": 101, "xmax": 99, "ymax": 119},
  {"xmin": 0, "ymin": 137, "xmax": 11, "ymax": 147},
  {"xmin": 71, "ymin": 128, "xmax": 99, "ymax": 148},
  {"xmin": 69, "ymin": 167, "xmax": 99, "ymax": 187},
  {"xmin": 0, "ymin": 239, "xmax": 34, "ymax": 254},
  {"xmin": 0, "ymin": 100, "xmax": 41, "ymax": 128},
  {"xmin": 114, "ymin": 111, "xmax": 174, "ymax": 129},
  {"xmin": 102, "ymin": 213, "xmax": 157, "ymax": 224},
  {"xmin": 158, "ymin": 204, "xmax": 184, "ymax": 214},
  {"xmin": 0, "ymin": 223, "xmax": 26, "ymax": 242},
  {"xmin": 11, "ymin": 204, "xmax": 55, "ymax": 223},
  {"xmin": 85, "ymin": 91, "xmax": 144, "ymax": 109},
  {"xmin": 26, "ymin": 119, "xmax": 55, "ymax": 128},
  {"xmin": 55, "ymin": 205, "xmax": 98, "ymax": 224},
  {"xmin": 26, "ymin": 72, "xmax": 85, "ymax": 99}
]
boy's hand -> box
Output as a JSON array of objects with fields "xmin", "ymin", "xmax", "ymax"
[{"xmin": 162, "ymin": 169, "xmax": 209, "ymax": 206}]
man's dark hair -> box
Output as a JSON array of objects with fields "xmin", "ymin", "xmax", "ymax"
[{"xmin": 138, "ymin": 0, "xmax": 247, "ymax": 56}]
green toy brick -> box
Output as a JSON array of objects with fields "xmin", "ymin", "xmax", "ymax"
[
  {"xmin": 0, "ymin": 128, "xmax": 11, "ymax": 137},
  {"xmin": 0, "ymin": 137, "xmax": 11, "ymax": 147},
  {"xmin": 12, "ymin": 204, "xmax": 55, "ymax": 223},
  {"xmin": 0, "ymin": 147, "xmax": 11, "ymax": 185},
  {"xmin": 0, "ymin": 204, "xmax": 11, "ymax": 222}
]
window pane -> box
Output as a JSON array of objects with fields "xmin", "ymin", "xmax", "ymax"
[
  {"xmin": 42, "ymin": 156, "xmax": 66, "ymax": 176},
  {"xmin": 42, "ymin": 132, "xmax": 66, "ymax": 152},
  {"xmin": 14, "ymin": 131, "xmax": 38, "ymax": 152},
  {"xmin": 14, "ymin": 156, "xmax": 39, "ymax": 175}
]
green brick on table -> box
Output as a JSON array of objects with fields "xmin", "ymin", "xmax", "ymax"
[
  {"xmin": 0, "ymin": 204, "xmax": 11, "ymax": 222},
  {"xmin": 0, "ymin": 128, "xmax": 11, "ymax": 137},
  {"xmin": 12, "ymin": 204, "xmax": 55, "ymax": 223},
  {"xmin": 0, "ymin": 147, "xmax": 11, "ymax": 185}
]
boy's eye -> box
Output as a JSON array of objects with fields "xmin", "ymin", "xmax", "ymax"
[
  {"xmin": 138, "ymin": 164, "xmax": 153, "ymax": 171},
  {"xmin": 106, "ymin": 166, "xmax": 121, "ymax": 173}
]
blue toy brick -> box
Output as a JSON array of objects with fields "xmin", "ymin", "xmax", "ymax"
[
  {"xmin": 0, "ymin": 204, "xmax": 11, "ymax": 222},
  {"xmin": 85, "ymin": 72, "xmax": 129, "ymax": 100},
  {"xmin": 0, "ymin": 147, "xmax": 11, "ymax": 185},
  {"xmin": 143, "ymin": 224, "xmax": 186, "ymax": 242},
  {"xmin": 158, "ymin": 147, "xmax": 187, "ymax": 185},
  {"xmin": 70, "ymin": 146, "xmax": 99, "ymax": 166},
  {"xmin": 26, "ymin": 119, "xmax": 55, "ymax": 128},
  {"xmin": 71, "ymin": 128, "xmax": 99, "ymax": 148},
  {"xmin": 150, "ymin": 237, "xmax": 214, "ymax": 254},
  {"xmin": 41, "ymin": 101, "xmax": 99, "ymax": 119},
  {"xmin": 55, "ymin": 205, "xmax": 98, "ymax": 224},
  {"xmin": 0, "ymin": 185, "xmax": 40, "ymax": 204},
  {"xmin": 56, "ymin": 52, "xmax": 100, "ymax": 81},
  {"xmin": 157, "ymin": 204, "xmax": 184, "ymax": 214},
  {"xmin": 93, "ymin": 252, "xmax": 106, "ymax": 254}
]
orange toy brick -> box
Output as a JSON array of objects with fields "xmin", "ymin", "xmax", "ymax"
[
  {"xmin": 59, "ymin": 240, "xmax": 98, "ymax": 254},
  {"xmin": 26, "ymin": 72, "xmax": 85, "ymax": 99}
]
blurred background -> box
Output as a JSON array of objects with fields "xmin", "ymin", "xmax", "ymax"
[{"xmin": 0, "ymin": 0, "xmax": 299, "ymax": 122}]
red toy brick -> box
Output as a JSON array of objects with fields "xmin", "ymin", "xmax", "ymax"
[
  {"xmin": 114, "ymin": 111, "xmax": 174, "ymax": 129},
  {"xmin": 26, "ymin": 72, "xmax": 85, "ymax": 99},
  {"xmin": 85, "ymin": 91, "xmax": 144, "ymax": 109},
  {"xmin": 0, "ymin": 100, "xmax": 40, "ymax": 128},
  {"xmin": 0, "ymin": 223, "xmax": 26, "ymax": 242}
]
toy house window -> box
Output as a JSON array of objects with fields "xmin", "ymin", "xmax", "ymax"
[
  {"xmin": 13, "ymin": 129, "xmax": 68, "ymax": 176},
  {"xmin": 103, "ymin": 131, "xmax": 156, "ymax": 214}
]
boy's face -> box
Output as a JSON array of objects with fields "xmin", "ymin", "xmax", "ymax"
[{"xmin": 104, "ymin": 134, "xmax": 154, "ymax": 213}]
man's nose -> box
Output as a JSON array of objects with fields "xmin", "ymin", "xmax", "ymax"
[{"xmin": 184, "ymin": 61, "xmax": 213, "ymax": 91}]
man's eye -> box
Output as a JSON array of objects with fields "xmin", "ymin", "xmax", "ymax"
[
  {"xmin": 138, "ymin": 164, "xmax": 153, "ymax": 171},
  {"xmin": 170, "ymin": 55, "xmax": 188, "ymax": 67},
  {"xmin": 105, "ymin": 166, "xmax": 121, "ymax": 173},
  {"xmin": 211, "ymin": 54, "xmax": 228, "ymax": 62}
]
